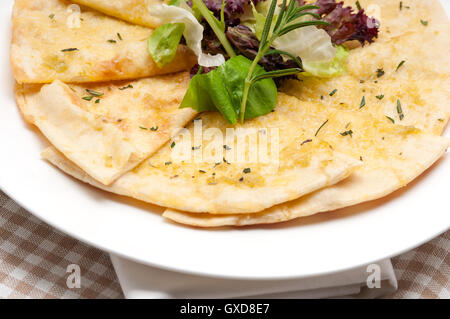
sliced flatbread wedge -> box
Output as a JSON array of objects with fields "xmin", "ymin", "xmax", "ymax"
[
  {"xmin": 71, "ymin": 0, "xmax": 164, "ymax": 29},
  {"xmin": 41, "ymin": 94, "xmax": 362, "ymax": 214},
  {"xmin": 162, "ymin": 94, "xmax": 450, "ymax": 227},
  {"xmin": 11, "ymin": 0, "xmax": 195, "ymax": 84},
  {"xmin": 16, "ymin": 72, "xmax": 196, "ymax": 185},
  {"xmin": 283, "ymin": 0, "xmax": 450, "ymax": 135}
]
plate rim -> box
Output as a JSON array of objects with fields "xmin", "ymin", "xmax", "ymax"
[{"xmin": 1, "ymin": 0, "xmax": 449, "ymax": 280}]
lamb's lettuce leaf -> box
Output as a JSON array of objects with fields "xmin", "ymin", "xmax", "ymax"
[
  {"xmin": 148, "ymin": 4, "xmax": 225, "ymax": 67},
  {"xmin": 181, "ymin": 55, "xmax": 277, "ymax": 124},
  {"xmin": 147, "ymin": 23, "xmax": 185, "ymax": 68}
]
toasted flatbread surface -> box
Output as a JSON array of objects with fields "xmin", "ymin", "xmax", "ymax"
[
  {"xmin": 283, "ymin": 0, "xmax": 450, "ymax": 135},
  {"xmin": 71, "ymin": 0, "xmax": 164, "ymax": 29},
  {"xmin": 16, "ymin": 72, "xmax": 197, "ymax": 185},
  {"xmin": 11, "ymin": 0, "xmax": 195, "ymax": 84},
  {"xmin": 163, "ymin": 94, "xmax": 450, "ymax": 227},
  {"xmin": 42, "ymin": 93, "xmax": 362, "ymax": 214}
]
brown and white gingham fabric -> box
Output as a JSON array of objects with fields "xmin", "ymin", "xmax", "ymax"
[{"xmin": 0, "ymin": 190, "xmax": 448, "ymax": 299}]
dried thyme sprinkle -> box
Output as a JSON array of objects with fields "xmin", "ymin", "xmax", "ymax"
[
  {"xmin": 150, "ymin": 126, "xmax": 159, "ymax": 131},
  {"xmin": 340, "ymin": 130, "xmax": 353, "ymax": 138},
  {"xmin": 243, "ymin": 168, "xmax": 251, "ymax": 174},
  {"xmin": 329, "ymin": 89, "xmax": 338, "ymax": 96},
  {"xmin": 139, "ymin": 126, "xmax": 148, "ymax": 130},
  {"xmin": 86, "ymin": 89, "xmax": 104, "ymax": 97},
  {"xmin": 359, "ymin": 96, "xmax": 366, "ymax": 109},
  {"xmin": 199, "ymin": 170, "xmax": 206, "ymax": 174},
  {"xmin": 301, "ymin": 139, "xmax": 312, "ymax": 146},
  {"xmin": 61, "ymin": 48, "xmax": 78, "ymax": 52},
  {"xmin": 420, "ymin": 20, "xmax": 428, "ymax": 26},
  {"xmin": 386, "ymin": 116, "xmax": 395, "ymax": 124},
  {"xmin": 119, "ymin": 84, "xmax": 133, "ymax": 90},
  {"xmin": 315, "ymin": 119, "xmax": 329, "ymax": 137},
  {"xmin": 117, "ymin": 33, "xmax": 123, "ymax": 41},
  {"xmin": 223, "ymin": 145, "xmax": 232, "ymax": 150},
  {"xmin": 376, "ymin": 68, "xmax": 385, "ymax": 78},
  {"xmin": 107, "ymin": 39, "xmax": 117, "ymax": 43},
  {"xmin": 376, "ymin": 94, "xmax": 385, "ymax": 100},
  {"xmin": 397, "ymin": 99, "xmax": 404, "ymax": 120},
  {"xmin": 396, "ymin": 60, "xmax": 406, "ymax": 71},
  {"xmin": 171, "ymin": 142, "xmax": 176, "ymax": 148}
]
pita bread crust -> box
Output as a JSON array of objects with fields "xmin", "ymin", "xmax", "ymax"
[
  {"xmin": 11, "ymin": 0, "xmax": 196, "ymax": 84},
  {"xmin": 41, "ymin": 93, "xmax": 363, "ymax": 214},
  {"xmin": 71, "ymin": 0, "xmax": 164, "ymax": 29},
  {"xmin": 162, "ymin": 93, "xmax": 450, "ymax": 226},
  {"xmin": 283, "ymin": 0, "xmax": 450, "ymax": 135},
  {"xmin": 163, "ymin": 134, "xmax": 450, "ymax": 227},
  {"xmin": 15, "ymin": 72, "xmax": 197, "ymax": 185}
]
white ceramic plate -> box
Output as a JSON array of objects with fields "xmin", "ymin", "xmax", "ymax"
[{"xmin": 1, "ymin": 0, "xmax": 449, "ymax": 280}]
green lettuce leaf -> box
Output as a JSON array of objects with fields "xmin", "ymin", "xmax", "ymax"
[
  {"xmin": 147, "ymin": 23, "xmax": 185, "ymax": 68},
  {"xmin": 181, "ymin": 55, "xmax": 277, "ymax": 124},
  {"xmin": 302, "ymin": 45, "xmax": 349, "ymax": 78}
]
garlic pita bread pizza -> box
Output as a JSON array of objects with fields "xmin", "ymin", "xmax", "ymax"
[
  {"xmin": 11, "ymin": 0, "xmax": 195, "ymax": 84},
  {"xmin": 163, "ymin": 94, "xmax": 450, "ymax": 227},
  {"xmin": 16, "ymin": 72, "xmax": 196, "ymax": 185},
  {"xmin": 42, "ymin": 94, "xmax": 361, "ymax": 214}
]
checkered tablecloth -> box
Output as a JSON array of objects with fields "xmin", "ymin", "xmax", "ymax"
[{"xmin": 0, "ymin": 190, "xmax": 448, "ymax": 299}]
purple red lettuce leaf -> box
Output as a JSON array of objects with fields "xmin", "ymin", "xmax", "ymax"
[{"xmin": 311, "ymin": 0, "xmax": 379, "ymax": 45}]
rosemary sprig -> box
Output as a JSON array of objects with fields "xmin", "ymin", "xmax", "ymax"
[{"xmin": 239, "ymin": 0, "xmax": 329, "ymax": 123}]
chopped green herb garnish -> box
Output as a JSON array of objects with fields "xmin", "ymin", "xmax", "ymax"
[
  {"xmin": 139, "ymin": 126, "xmax": 148, "ymax": 130},
  {"xmin": 199, "ymin": 170, "xmax": 206, "ymax": 174},
  {"xmin": 438, "ymin": 119, "xmax": 444, "ymax": 122},
  {"xmin": 82, "ymin": 96, "xmax": 94, "ymax": 101},
  {"xmin": 171, "ymin": 142, "xmax": 176, "ymax": 148},
  {"xmin": 239, "ymin": 177, "xmax": 244, "ymax": 182},
  {"xmin": 61, "ymin": 48, "xmax": 79, "ymax": 52},
  {"xmin": 49, "ymin": 13, "xmax": 55, "ymax": 19},
  {"xmin": 396, "ymin": 60, "xmax": 405, "ymax": 71},
  {"xmin": 420, "ymin": 20, "xmax": 428, "ymax": 26},
  {"xmin": 376, "ymin": 94, "xmax": 385, "ymax": 100},
  {"xmin": 243, "ymin": 168, "xmax": 251, "ymax": 174},
  {"xmin": 223, "ymin": 145, "xmax": 232, "ymax": 150},
  {"xmin": 119, "ymin": 84, "xmax": 133, "ymax": 90},
  {"xmin": 399, "ymin": 1, "xmax": 402, "ymax": 10},
  {"xmin": 95, "ymin": 99, "xmax": 100, "ymax": 104},
  {"xmin": 329, "ymin": 89, "xmax": 338, "ymax": 96},
  {"xmin": 165, "ymin": 162, "xmax": 172, "ymax": 166},
  {"xmin": 315, "ymin": 119, "xmax": 329, "ymax": 137},
  {"xmin": 355, "ymin": 1, "xmax": 361, "ymax": 10},
  {"xmin": 107, "ymin": 39, "xmax": 117, "ymax": 44},
  {"xmin": 359, "ymin": 96, "xmax": 366, "ymax": 109},
  {"xmin": 117, "ymin": 33, "xmax": 123, "ymax": 41},
  {"xmin": 397, "ymin": 99, "xmax": 404, "ymax": 120},
  {"xmin": 85, "ymin": 89, "xmax": 104, "ymax": 97},
  {"xmin": 386, "ymin": 116, "xmax": 395, "ymax": 124},
  {"xmin": 150, "ymin": 126, "xmax": 159, "ymax": 131},
  {"xmin": 340, "ymin": 130, "xmax": 353, "ymax": 137},
  {"xmin": 376, "ymin": 68, "xmax": 385, "ymax": 78}
]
